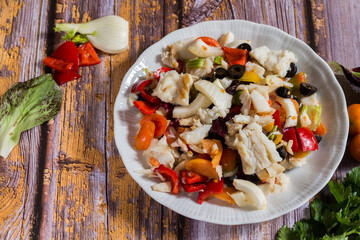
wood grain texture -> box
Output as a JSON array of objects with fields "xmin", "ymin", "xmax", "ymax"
[{"xmin": 0, "ymin": 0, "xmax": 359, "ymax": 239}]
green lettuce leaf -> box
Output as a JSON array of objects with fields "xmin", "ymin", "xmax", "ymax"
[{"xmin": 0, "ymin": 74, "xmax": 62, "ymax": 158}]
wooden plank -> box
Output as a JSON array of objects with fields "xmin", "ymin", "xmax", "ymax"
[
  {"xmin": 0, "ymin": 0, "xmax": 50, "ymax": 239},
  {"xmin": 34, "ymin": 1, "xmax": 114, "ymax": 239}
]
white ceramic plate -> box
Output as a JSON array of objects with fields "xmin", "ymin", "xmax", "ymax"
[{"xmin": 114, "ymin": 20, "xmax": 348, "ymax": 225}]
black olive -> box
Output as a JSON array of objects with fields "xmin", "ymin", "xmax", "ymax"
[
  {"xmin": 300, "ymin": 82, "xmax": 318, "ymax": 96},
  {"xmin": 314, "ymin": 134, "xmax": 322, "ymax": 144},
  {"xmin": 275, "ymin": 87, "xmax": 291, "ymax": 98},
  {"xmin": 214, "ymin": 67, "xmax": 229, "ymax": 79},
  {"xmin": 224, "ymin": 174, "xmax": 237, "ymax": 187},
  {"xmin": 292, "ymin": 96, "xmax": 301, "ymax": 105},
  {"xmin": 277, "ymin": 146, "xmax": 287, "ymax": 160},
  {"xmin": 202, "ymin": 75, "xmax": 214, "ymax": 82},
  {"xmin": 228, "ymin": 64, "xmax": 245, "ymax": 79},
  {"xmin": 285, "ymin": 62, "xmax": 297, "ymax": 78},
  {"xmin": 237, "ymin": 43, "xmax": 252, "ymax": 52}
]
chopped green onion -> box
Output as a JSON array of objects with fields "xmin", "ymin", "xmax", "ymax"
[
  {"xmin": 186, "ymin": 58, "xmax": 205, "ymax": 69},
  {"xmin": 214, "ymin": 56, "xmax": 223, "ymax": 65},
  {"xmin": 232, "ymin": 90, "xmax": 243, "ymax": 105},
  {"xmin": 268, "ymin": 134, "xmax": 275, "ymax": 140}
]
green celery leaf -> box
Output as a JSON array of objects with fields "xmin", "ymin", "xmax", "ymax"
[{"xmin": 0, "ymin": 74, "xmax": 62, "ymax": 158}]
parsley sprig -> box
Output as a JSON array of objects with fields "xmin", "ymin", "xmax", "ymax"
[{"xmin": 278, "ymin": 167, "xmax": 360, "ymax": 240}]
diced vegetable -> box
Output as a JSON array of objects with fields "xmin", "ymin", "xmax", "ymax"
[
  {"xmin": 186, "ymin": 58, "xmax": 205, "ymax": 69},
  {"xmin": 282, "ymin": 127, "xmax": 299, "ymax": 153},
  {"xmin": 201, "ymin": 139, "xmax": 223, "ymax": 168},
  {"xmin": 220, "ymin": 148, "xmax": 237, "ymax": 172},
  {"xmin": 197, "ymin": 178, "xmax": 224, "ymax": 204},
  {"xmin": 182, "ymin": 183, "xmax": 206, "ymax": 193},
  {"xmin": 154, "ymin": 164, "xmax": 180, "ymax": 194},
  {"xmin": 153, "ymin": 67, "xmax": 172, "ymax": 81},
  {"xmin": 51, "ymin": 41, "xmax": 79, "ymax": 72},
  {"xmin": 172, "ymin": 93, "xmax": 212, "ymax": 118},
  {"xmin": 232, "ymin": 90, "xmax": 243, "ymax": 105},
  {"xmin": 233, "ymin": 179, "xmax": 267, "ymax": 210},
  {"xmin": 188, "ymin": 38, "xmax": 224, "ymax": 58},
  {"xmin": 314, "ymin": 122, "xmax": 327, "ymax": 136},
  {"xmin": 211, "ymin": 186, "xmax": 236, "ymax": 205},
  {"xmin": 276, "ymin": 96, "xmax": 298, "ymax": 128},
  {"xmin": 185, "ymin": 159, "xmax": 220, "ymax": 179},
  {"xmin": 55, "ymin": 15, "xmax": 129, "ymax": 54},
  {"xmin": 239, "ymin": 71, "xmax": 262, "ymax": 83},
  {"xmin": 140, "ymin": 113, "xmax": 168, "ymax": 137},
  {"xmin": 133, "ymin": 101, "xmax": 159, "ymax": 115},
  {"xmin": 214, "ymin": 56, "xmax": 223, "ymax": 65},
  {"xmin": 140, "ymin": 90, "xmax": 162, "ymax": 104},
  {"xmin": 131, "ymin": 79, "xmax": 153, "ymax": 93},
  {"xmin": 194, "ymin": 80, "xmax": 232, "ymax": 115},
  {"xmin": 180, "ymin": 170, "xmax": 208, "ymax": 184},
  {"xmin": 196, "ymin": 37, "xmax": 220, "ymax": 47},
  {"xmin": 43, "ymin": 57, "xmax": 74, "ymax": 72},
  {"xmin": 0, "ymin": 74, "xmax": 62, "ymax": 159},
  {"xmin": 272, "ymin": 110, "xmax": 281, "ymax": 128},
  {"xmin": 288, "ymin": 72, "xmax": 306, "ymax": 97},
  {"xmin": 77, "ymin": 42, "xmax": 101, "ymax": 66},
  {"xmin": 53, "ymin": 70, "xmax": 81, "ymax": 85},
  {"xmin": 222, "ymin": 46, "xmax": 248, "ymax": 66},
  {"xmin": 135, "ymin": 121, "xmax": 155, "ymax": 150},
  {"xmin": 300, "ymin": 105, "xmax": 321, "ymax": 131},
  {"xmin": 297, "ymin": 127, "xmax": 318, "ymax": 152}
]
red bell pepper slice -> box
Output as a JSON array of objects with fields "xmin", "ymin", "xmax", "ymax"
[
  {"xmin": 196, "ymin": 37, "xmax": 220, "ymax": 47},
  {"xmin": 140, "ymin": 90, "xmax": 162, "ymax": 104},
  {"xmin": 222, "ymin": 46, "xmax": 248, "ymax": 66},
  {"xmin": 133, "ymin": 100, "xmax": 159, "ymax": 115},
  {"xmin": 43, "ymin": 57, "xmax": 74, "ymax": 72},
  {"xmin": 182, "ymin": 183, "xmax": 206, "ymax": 193},
  {"xmin": 52, "ymin": 41, "xmax": 79, "ymax": 72},
  {"xmin": 297, "ymin": 127, "xmax": 318, "ymax": 151},
  {"xmin": 180, "ymin": 170, "xmax": 208, "ymax": 185},
  {"xmin": 153, "ymin": 164, "xmax": 180, "ymax": 194},
  {"xmin": 197, "ymin": 178, "xmax": 224, "ymax": 204},
  {"xmin": 77, "ymin": 42, "xmax": 101, "ymax": 66},
  {"xmin": 131, "ymin": 79, "xmax": 153, "ymax": 93},
  {"xmin": 282, "ymin": 127, "xmax": 299, "ymax": 153},
  {"xmin": 53, "ymin": 70, "xmax": 81, "ymax": 85},
  {"xmin": 272, "ymin": 110, "xmax": 281, "ymax": 128},
  {"xmin": 153, "ymin": 67, "xmax": 172, "ymax": 81}
]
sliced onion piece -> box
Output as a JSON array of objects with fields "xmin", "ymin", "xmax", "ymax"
[
  {"xmin": 233, "ymin": 179, "xmax": 267, "ymax": 210},
  {"xmin": 188, "ymin": 39, "xmax": 224, "ymax": 58}
]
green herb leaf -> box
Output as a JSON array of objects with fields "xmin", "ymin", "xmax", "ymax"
[
  {"xmin": 343, "ymin": 167, "xmax": 360, "ymax": 193},
  {"xmin": 277, "ymin": 226, "xmax": 299, "ymax": 240},
  {"xmin": 0, "ymin": 74, "xmax": 62, "ymax": 159},
  {"xmin": 71, "ymin": 34, "xmax": 89, "ymax": 44}
]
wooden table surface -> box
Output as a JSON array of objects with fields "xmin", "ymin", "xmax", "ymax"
[{"xmin": 1, "ymin": 0, "xmax": 359, "ymax": 239}]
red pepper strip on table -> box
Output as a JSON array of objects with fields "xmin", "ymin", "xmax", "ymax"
[
  {"xmin": 297, "ymin": 127, "xmax": 318, "ymax": 151},
  {"xmin": 153, "ymin": 67, "xmax": 172, "ymax": 81},
  {"xmin": 272, "ymin": 110, "xmax": 281, "ymax": 128},
  {"xmin": 52, "ymin": 41, "xmax": 79, "ymax": 72},
  {"xmin": 197, "ymin": 178, "xmax": 224, "ymax": 204},
  {"xmin": 131, "ymin": 79, "xmax": 153, "ymax": 93},
  {"xmin": 182, "ymin": 183, "xmax": 206, "ymax": 193},
  {"xmin": 43, "ymin": 57, "xmax": 74, "ymax": 72},
  {"xmin": 196, "ymin": 37, "xmax": 220, "ymax": 47},
  {"xmin": 282, "ymin": 127, "xmax": 299, "ymax": 152},
  {"xmin": 222, "ymin": 46, "xmax": 248, "ymax": 66},
  {"xmin": 77, "ymin": 42, "xmax": 101, "ymax": 66},
  {"xmin": 180, "ymin": 170, "xmax": 208, "ymax": 184},
  {"xmin": 53, "ymin": 70, "xmax": 81, "ymax": 85},
  {"xmin": 133, "ymin": 101, "xmax": 159, "ymax": 115},
  {"xmin": 153, "ymin": 164, "xmax": 180, "ymax": 194},
  {"xmin": 140, "ymin": 90, "xmax": 162, "ymax": 104}
]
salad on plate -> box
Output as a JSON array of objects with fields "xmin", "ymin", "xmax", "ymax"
[{"xmin": 128, "ymin": 32, "xmax": 326, "ymax": 210}]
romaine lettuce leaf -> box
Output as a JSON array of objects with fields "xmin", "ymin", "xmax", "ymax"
[{"xmin": 0, "ymin": 74, "xmax": 62, "ymax": 159}]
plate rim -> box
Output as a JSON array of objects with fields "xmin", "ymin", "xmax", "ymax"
[{"xmin": 113, "ymin": 19, "xmax": 349, "ymax": 225}]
